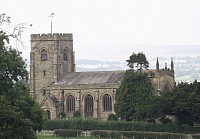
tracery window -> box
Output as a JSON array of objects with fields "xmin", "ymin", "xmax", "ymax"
[
  {"xmin": 103, "ymin": 94, "xmax": 112, "ymax": 111},
  {"xmin": 85, "ymin": 94, "xmax": 93, "ymax": 117},
  {"xmin": 63, "ymin": 49, "xmax": 68, "ymax": 61},
  {"xmin": 41, "ymin": 49, "xmax": 48, "ymax": 61},
  {"xmin": 67, "ymin": 95, "xmax": 75, "ymax": 112}
]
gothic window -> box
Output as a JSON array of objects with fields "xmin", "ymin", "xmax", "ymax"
[
  {"xmin": 63, "ymin": 49, "xmax": 68, "ymax": 61},
  {"xmin": 163, "ymin": 83, "xmax": 171, "ymax": 92},
  {"xmin": 67, "ymin": 95, "xmax": 75, "ymax": 112},
  {"xmin": 41, "ymin": 49, "xmax": 48, "ymax": 61},
  {"xmin": 103, "ymin": 94, "xmax": 112, "ymax": 111},
  {"xmin": 85, "ymin": 94, "xmax": 93, "ymax": 117}
]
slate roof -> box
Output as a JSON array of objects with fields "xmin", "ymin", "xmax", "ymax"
[
  {"xmin": 40, "ymin": 95, "xmax": 60, "ymax": 107},
  {"xmin": 50, "ymin": 95, "xmax": 59, "ymax": 106},
  {"xmin": 56, "ymin": 71, "xmax": 126, "ymax": 86}
]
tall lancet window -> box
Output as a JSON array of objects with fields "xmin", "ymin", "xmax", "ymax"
[
  {"xmin": 103, "ymin": 94, "xmax": 112, "ymax": 111},
  {"xmin": 63, "ymin": 49, "xmax": 68, "ymax": 61},
  {"xmin": 67, "ymin": 95, "xmax": 75, "ymax": 112},
  {"xmin": 41, "ymin": 49, "xmax": 48, "ymax": 61},
  {"xmin": 85, "ymin": 94, "xmax": 93, "ymax": 118}
]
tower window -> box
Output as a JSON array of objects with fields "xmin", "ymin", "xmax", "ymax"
[
  {"xmin": 42, "ymin": 89, "xmax": 46, "ymax": 96},
  {"xmin": 43, "ymin": 70, "xmax": 46, "ymax": 76},
  {"xmin": 41, "ymin": 49, "xmax": 48, "ymax": 61},
  {"xmin": 63, "ymin": 49, "xmax": 68, "ymax": 61}
]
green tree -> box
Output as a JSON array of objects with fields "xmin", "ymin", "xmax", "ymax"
[
  {"xmin": 149, "ymin": 81, "xmax": 200, "ymax": 126},
  {"xmin": 137, "ymin": 52, "xmax": 149, "ymax": 70},
  {"xmin": 115, "ymin": 52, "xmax": 152, "ymax": 121},
  {"xmin": 0, "ymin": 97, "xmax": 36, "ymax": 139},
  {"xmin": 114, "ymin": 69, "xmax": 152, "ymax": 121},
  {"xmin": 126, "ymin": 52, "xmax": 149, "ymax": 70},
  {"xmin": 0, "ymin": 15, "xmax": 45, "ymax": 138}
]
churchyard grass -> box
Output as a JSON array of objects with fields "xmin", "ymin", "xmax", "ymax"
[{"xmin": 37, "ymin": 137, "xmax": 109, "ymax": 139}]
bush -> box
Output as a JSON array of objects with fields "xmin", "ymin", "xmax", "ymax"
[
  {"xmin": 54, "ymin": 129, "xmax": 82, "ymax": 137},
  {"xmin": 44, "ymin": 119, "xmax": 200, "ymax": 133},
  {"xmin": 73, "ymin": 110, "xmax": 81, "ymax": 118},
  {"xmin": 160, "ymin": 117, "xmax": 172, "ymax": 125},
  {"xmin": 107, "ymin": 113, "xmax": 118, "ymax": 121},
  {"xmin": 91, "ymin": 130, "xmax": 112, "ymax": 138},
  {"xmin": 57, "ymin": 112, "xmax": 66, "ymax": 119},
  {"xmin": 148, "ymin": 119, "xmax": 156, "ymax": 124}
]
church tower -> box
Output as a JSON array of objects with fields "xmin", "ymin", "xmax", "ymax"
[{"xmin": 30, "ymin": 33, "xmax": 75, "ymax": 103}]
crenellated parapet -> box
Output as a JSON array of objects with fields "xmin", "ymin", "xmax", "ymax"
[{"xmin": 31, "ymin": 33, "xmax": 73, "ymax": 41}]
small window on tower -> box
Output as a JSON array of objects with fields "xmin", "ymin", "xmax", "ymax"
[
  {"xmin": 63, "ymin": 49, "xmax": 68, "ymax": 61},
  {"xmin": 41, "ymin": 49, "xmax": 48, "ymax": 61},
  {"xmin": 42, "ymin": 89, "xmax": 46, "ymax": 96},
  {"xmin": 43, "ymin": 70, "xmax": 46, "ymax": 76}
]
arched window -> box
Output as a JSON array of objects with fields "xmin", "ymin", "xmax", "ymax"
[
  {"xmin": 163, "ymin": 83, "xmax": 171, "ymax": 93},
  {"xmin": 103, "ymin": 94, "xmax": 112, "ymax": 111},
  {"xmin": 46, "ymin": 110, "xmax": 51, "ymax": 119},
  {"xmin": 63, "ymin": 49, "xmax": 68, "ymax": 61},
  {"xmin": 85, "ymin": 94, "xmax": 93, "ymax": 118},
  {"xmin": 41, "ymin": 49, "xmax": 48, "ymax": 61},
  {"xmin": 67, "ymin": 95, "xmax": 75, "ymax": 112}
]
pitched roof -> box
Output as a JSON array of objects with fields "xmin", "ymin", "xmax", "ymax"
[
  {"xmin": 50, "ymin": 95, "xmax": 59, "ymax": 106},
  {"xmin": 40, "ymin": 95, "xmax": 59, "ymax": 107},
  {"xmin": 56, "ymin": 71, "xmax": 125, "ymax": 86}
]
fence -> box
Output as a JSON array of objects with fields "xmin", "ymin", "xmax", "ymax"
[{"xmin": 37, "ymin": 130, "xmax": 55, "ymax": 137}]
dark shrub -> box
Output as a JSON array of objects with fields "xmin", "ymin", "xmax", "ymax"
[
  {"xmin": 57, "ymin": 112, "xmax": 66, "ymax": 119},
  {"xmin": 148, "ymin": 119, "xmax": 156, "ymax": 124},
  {"xmin": 73, "ymin": 110, "xmax": 81, "ymax": 118},
  {"xmin": 107, "ymin": 113, "xmax": 118, "ymax": 121},
  {"xmin": 91, "ymin": 130, "xmax": 112, "ymax": 138},
  {"xmin": 160, "ymin": 117, "xmax": 172, "ymax": 125}
]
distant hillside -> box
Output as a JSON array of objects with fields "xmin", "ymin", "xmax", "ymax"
[
  {"xmin": 76, "ymin": 56, "xmax": 200, "ymax": 83},
  {"xmin": 76, "ymin": 59, "xmax": 127, "ymax": 71}
]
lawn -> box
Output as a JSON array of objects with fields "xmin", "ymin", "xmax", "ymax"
[
  {"xmin": 37, "ymin": 137, "xmax": 108, "ymax": 139},
  {"xmin": 37, "ymin": 137, "xmax": 64, "ymax": 139}
]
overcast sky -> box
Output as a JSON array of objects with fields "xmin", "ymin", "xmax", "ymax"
[{"xmin": 2, "ymin": 0, "xmax": 200, "ymax": 62}]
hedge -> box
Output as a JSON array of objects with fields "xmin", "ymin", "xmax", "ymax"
[{"xmin": 44, "ymin": 119, "xmax": 200, "ymax": 133}]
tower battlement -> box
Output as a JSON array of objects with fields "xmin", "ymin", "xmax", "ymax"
[{"xmin": 31, "ymin": 33, "xmax": 73, "ymax": 41}]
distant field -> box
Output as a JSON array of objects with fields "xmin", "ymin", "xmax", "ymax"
[{"xmin": 176, "ymin": 75, "xmax": 192, "ymax": 83}]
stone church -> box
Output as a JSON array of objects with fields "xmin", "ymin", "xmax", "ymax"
[{"xmin": 30, "ymin": 33, "xmax": 175, "ymax": 120}]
